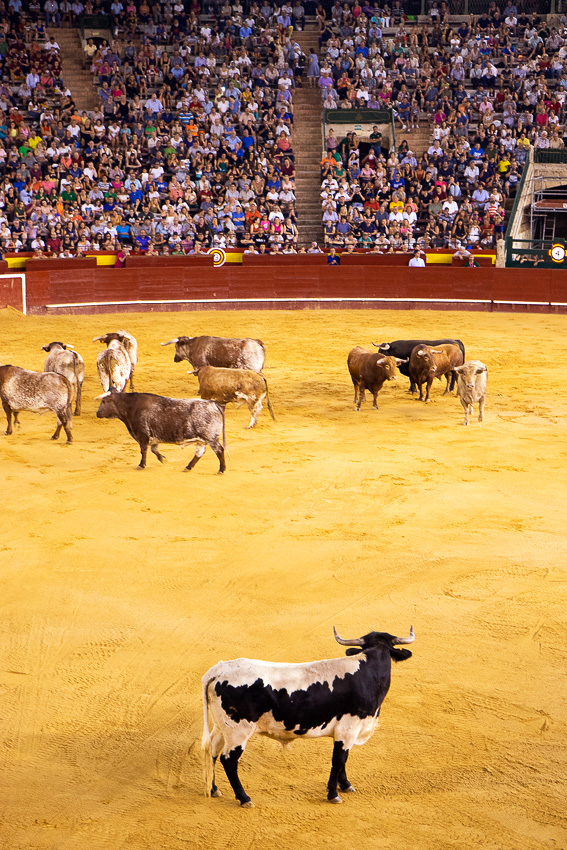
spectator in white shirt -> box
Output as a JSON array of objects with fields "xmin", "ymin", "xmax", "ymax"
[{"xmin": 408, "ymin": 249, "xmax": 426, "ymax": 267}]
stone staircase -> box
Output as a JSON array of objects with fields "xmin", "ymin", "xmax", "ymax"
[
  {"xmin": 294, "ymin": 23, "xmax": 324, "ymax": 247},
  {"xmin": 395, "ymin": 121, "xmax": 432, "ymax": 158},
  {"xmin": 48, "ymin": 27, "xmax": 98, "ymax": 112}
]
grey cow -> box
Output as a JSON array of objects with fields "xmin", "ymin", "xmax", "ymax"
[
  {"xmin": 0, "ymin": 365, "xmax": 73, "ymax": 442},
  {"xmin": 96, "ymin": 388, "xmax": 227, "ymax": 472},
  {"xmin": 454, "ymin": 360, "xmax": 487, "ymax": 425},
  {"xmin": 162, "ymin": 335, "xmax": 266, "ymax": 373},
  {"xmin": 42, "ymin": 342, "xmax": 85, "ymax": 415},
  {"xmin": 93, "ymin": 331, "xmax": 137, "ymax": 391}
]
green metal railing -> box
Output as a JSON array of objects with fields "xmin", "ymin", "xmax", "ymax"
[
  {"xmin": 533, "ymin": 150, "xmax": 567, "ymax": 165},
  {"xmin": 323, "ymin": 109, "xmax": 392, "ymax": 125},
  {"xmin": 506, "ymin": 238, "xmax": 563, "ymax": 268},
  {"xmin": 504, "ymin": 149, "xmax": 531, "ymax": 267}
]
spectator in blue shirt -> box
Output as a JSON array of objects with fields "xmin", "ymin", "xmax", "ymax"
[{"xmin": 136, "ymin": 229, "xmax": 151, "ymax": 251}]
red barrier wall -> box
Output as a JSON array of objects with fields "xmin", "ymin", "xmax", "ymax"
[
  {"xmin": 8, "ymin": 260, "xmax": 567, "ymax": 314},
  {"xmin": 0, "ymin": 274, "xmax": 24, "ymax": 312}
]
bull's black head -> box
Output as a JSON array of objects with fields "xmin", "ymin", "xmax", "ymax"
[
  {"xmin": 42, "ymin": 341, "xmax": 69, "ymax": 351},
  {"xmin": 93, "ymin": 333, "xmax": 123, "ymax": 346},
  {"xmin": 334, "ymin": 626, "xmax": 414, "ymax": 661},
  {"xmin": 96, "ymin": 387, "xmax": 120, "ymax": 419}
]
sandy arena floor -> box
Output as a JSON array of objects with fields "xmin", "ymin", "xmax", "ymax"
[{"xmin": 0, "ymin": 307, "xmax": 566, "ymax": 850}]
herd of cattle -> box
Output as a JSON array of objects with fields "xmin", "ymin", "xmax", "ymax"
[
  {"xmin": 0, "ymin": 329, "xmax": 488, "ymax": 471},
  {"xmin": 0, "ymin": 328, "xmax": 492, "ymax": 805}
]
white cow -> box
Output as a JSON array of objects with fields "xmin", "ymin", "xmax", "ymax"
[{"xmin": 454, "ymin": 360, "xmax": 487, "ymax": 425}]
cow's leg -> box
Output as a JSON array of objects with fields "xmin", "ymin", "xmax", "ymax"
[
  {"xmin": 2, "ymin": 400, "xmax": 13, "ymax": 435},
  {"xmin": 246, "ymin": 396, "xmax": 263, "ymax": 429},
  {"xmin": 129, "ymin": 368, "xmax": 135, "ymax": 392},
  {"xmin": 185, "ymin": 442, "xmax": 206, "ymax": 471},
  {"xmin": 138, "ymin": 437, "xmax": 149, "ymax": 469},
  {"xmin": 211, "ymin": 440, "xmax": 226, "ymax": 475},
  {"xmin": 424, "ymin": 377, "xmax": 433, "ymax": 403},
  {"xmin": 443, "ymin": 373, "xmax": 451, "ymax": 395},
  {"xmin": 210, "ymin": 725, "xmax": 224, "ymax": 798},
  {"xmin": 60, "ymin": 405, "xmax": 73, "ymax": 443},
  {"xmin": 418, "ymin": 381, "xmax": 424, "ymax": 402},
  {"xmin": 327, "ymin": 741, "xmax": 352, "ymax": 803},
  {"xmin": 461, "ymin": 399, "xmax": 469, "ymax": 426},
  {"xmin": 74, "ymin": 382, "xmax": 82, "ymax": 416},
  {"xmin": 356, "ymin": 383, "xmax": 365, "ymax": 411},
  {"xmin": 150, "ymin": 438, "xmax": 167, "ymax": 463},
  {"xmin": 351, "ymin": 379, "xmax": 358, "ymax": 407},
  {"xmin": 220, "ymin": 745, "xmax": 254, "ymax": 807},
  {"xmin": 52, "ymin": 407, "xmax": 70, "ymax": 441},
  {"xmin": 371, "ymin": 390, "xmax": 379, "ymax": 410},
  {"xmin": 449, "ymin": 369, "xmax": 457, "ymax": 392},
  {"xmin": 409, "ymin": 380, "xmax": 417, "ymax": 394},
  {"xmin": 13, "ymin": 410, "xmax": 20, "ymax": 427},
  {"xmin": 478, "ymin": 395, "xmax": 485, "ymax": 423}
]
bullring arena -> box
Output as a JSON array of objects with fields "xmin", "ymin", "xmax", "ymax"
[{"xmin": 1, "ymin": 305, "xmax": 566, "ymax": 850}]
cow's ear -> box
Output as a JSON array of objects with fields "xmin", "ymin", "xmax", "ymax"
[
  {"xmin": 390, "ymin": 648, "xmax": 412, "ymax": 662},
  {"xmin": 345, "ymin": 647, "xmax": 363, "ymax": 656}
]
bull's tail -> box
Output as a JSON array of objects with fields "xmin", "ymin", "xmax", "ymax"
[
  {"xmin": 263, "ymin": 377, "xmax": 276, "ymax": 421},
  {"xmin": 202, "ymin": 677, "xmax": 214, "ymax": 798},
  {"xmin": 216, "ymin": 402, "xmax": 229, "ymax": 457},
  {"xmin": 108, "ymin": 353, "xmax": 122, "ymax": 390}
]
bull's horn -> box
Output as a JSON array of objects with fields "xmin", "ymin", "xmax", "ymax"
[
  {"xmin": 430, "ymin": 349, "xmax": 442, "ymax": 354},
  {"xmin": 417, "ymin": 349, "xmax": 424, "ymax": 355},
  {"xmin": 393, "ymin": 626, "xmax": 415, "ymax": 645},
  {"xmin": 372, "ymin": 342, "xmax": 388, "ymax": 349},
  {"xmin": 376, "ymin": 357, "xmax": 386, "ymax": 364},
  {"xmin": 187, "ymin": 369, "xmax": 199, "ymax": 375},
  {"xmin": 95, "ymin": 392, "xmax": 111, "ymax": 400},
  {"xmin": 65, "ymin": 343, "xmax": 75, "ymax": 349},
  {"xmin": 396, "ymin": 357, "xmax": 409, "ymax": 364},
  {"xmin": 93, "ymin": 335, "xmax": 108, "ymax": 342},
  {"xmin": 333, "ymin": 626, "xmax": 364, "ymax": 647},
  {"xmin": 161, "ymin": 338, "xmax": 179, "ymax": 346}
]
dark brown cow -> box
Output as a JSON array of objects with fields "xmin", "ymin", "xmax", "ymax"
[
  {"xmin": 409, "ymin": 344, "xmax": 464, "ymax": 403},
  {"xmin": 0, "ymin": 365, "xmax": 73, "ymax": 442},
  {"xmin": 347, "ymin": 347, "xmax": 405, "ymax": 410},
  {"xmin": 162, "ymin": 336, "xmax": 266, "ymax": 373},
  {"xmin": 96, "ymin": 388, "xmax": 227, "ymax": 473}
]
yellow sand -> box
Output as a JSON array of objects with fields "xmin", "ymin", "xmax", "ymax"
[{"xmin": 1, "ymin": 308, "xmax": 566, "ymax": 850}]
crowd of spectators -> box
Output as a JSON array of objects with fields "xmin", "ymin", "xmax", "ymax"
[
  {"xmin": 317, "ymin": 1, "xmax": 565, "ymax": 252},
  {"xmin": 0, "ymin": 1, "xmax": 564, "ymax": 258},
  {"xmin": 0, "ymin": 0, "xmax": 309, "ymax": 256}
]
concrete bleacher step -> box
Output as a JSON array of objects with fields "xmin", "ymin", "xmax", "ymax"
[
  {"xmin": 293, "ymin": 74, "xmax": 325, "ymax": 246},
  {"xmin": 48, "ymin": 27, "xmax": 98, "ymax": 112}
]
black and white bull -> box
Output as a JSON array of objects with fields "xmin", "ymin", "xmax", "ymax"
[
  {"xmin": 161, "ymin": 335, "xmax": 266, "ymax": 373},
  {"xmin": 202, "ymin": 625, "xmax": 414, "ymax": 807},
  {"xmin": 96, "ymin": 388, "xmax": 227, "ymax": 473},
  {"xmin": 372, "ymin": 339, "xmax": 466, "ymax": 393}
]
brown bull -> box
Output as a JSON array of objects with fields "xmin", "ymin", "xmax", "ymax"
[
  {"xmin": 191, "ymin": 366, "xmax": 275, "ymax": 429},
  {"xmin": 409, "ymin": 343, "xmax": 464, "ymax": 403},
  {"xmin": 347, "ymin": 347, "xmax": 405, "ymax": 410}
]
